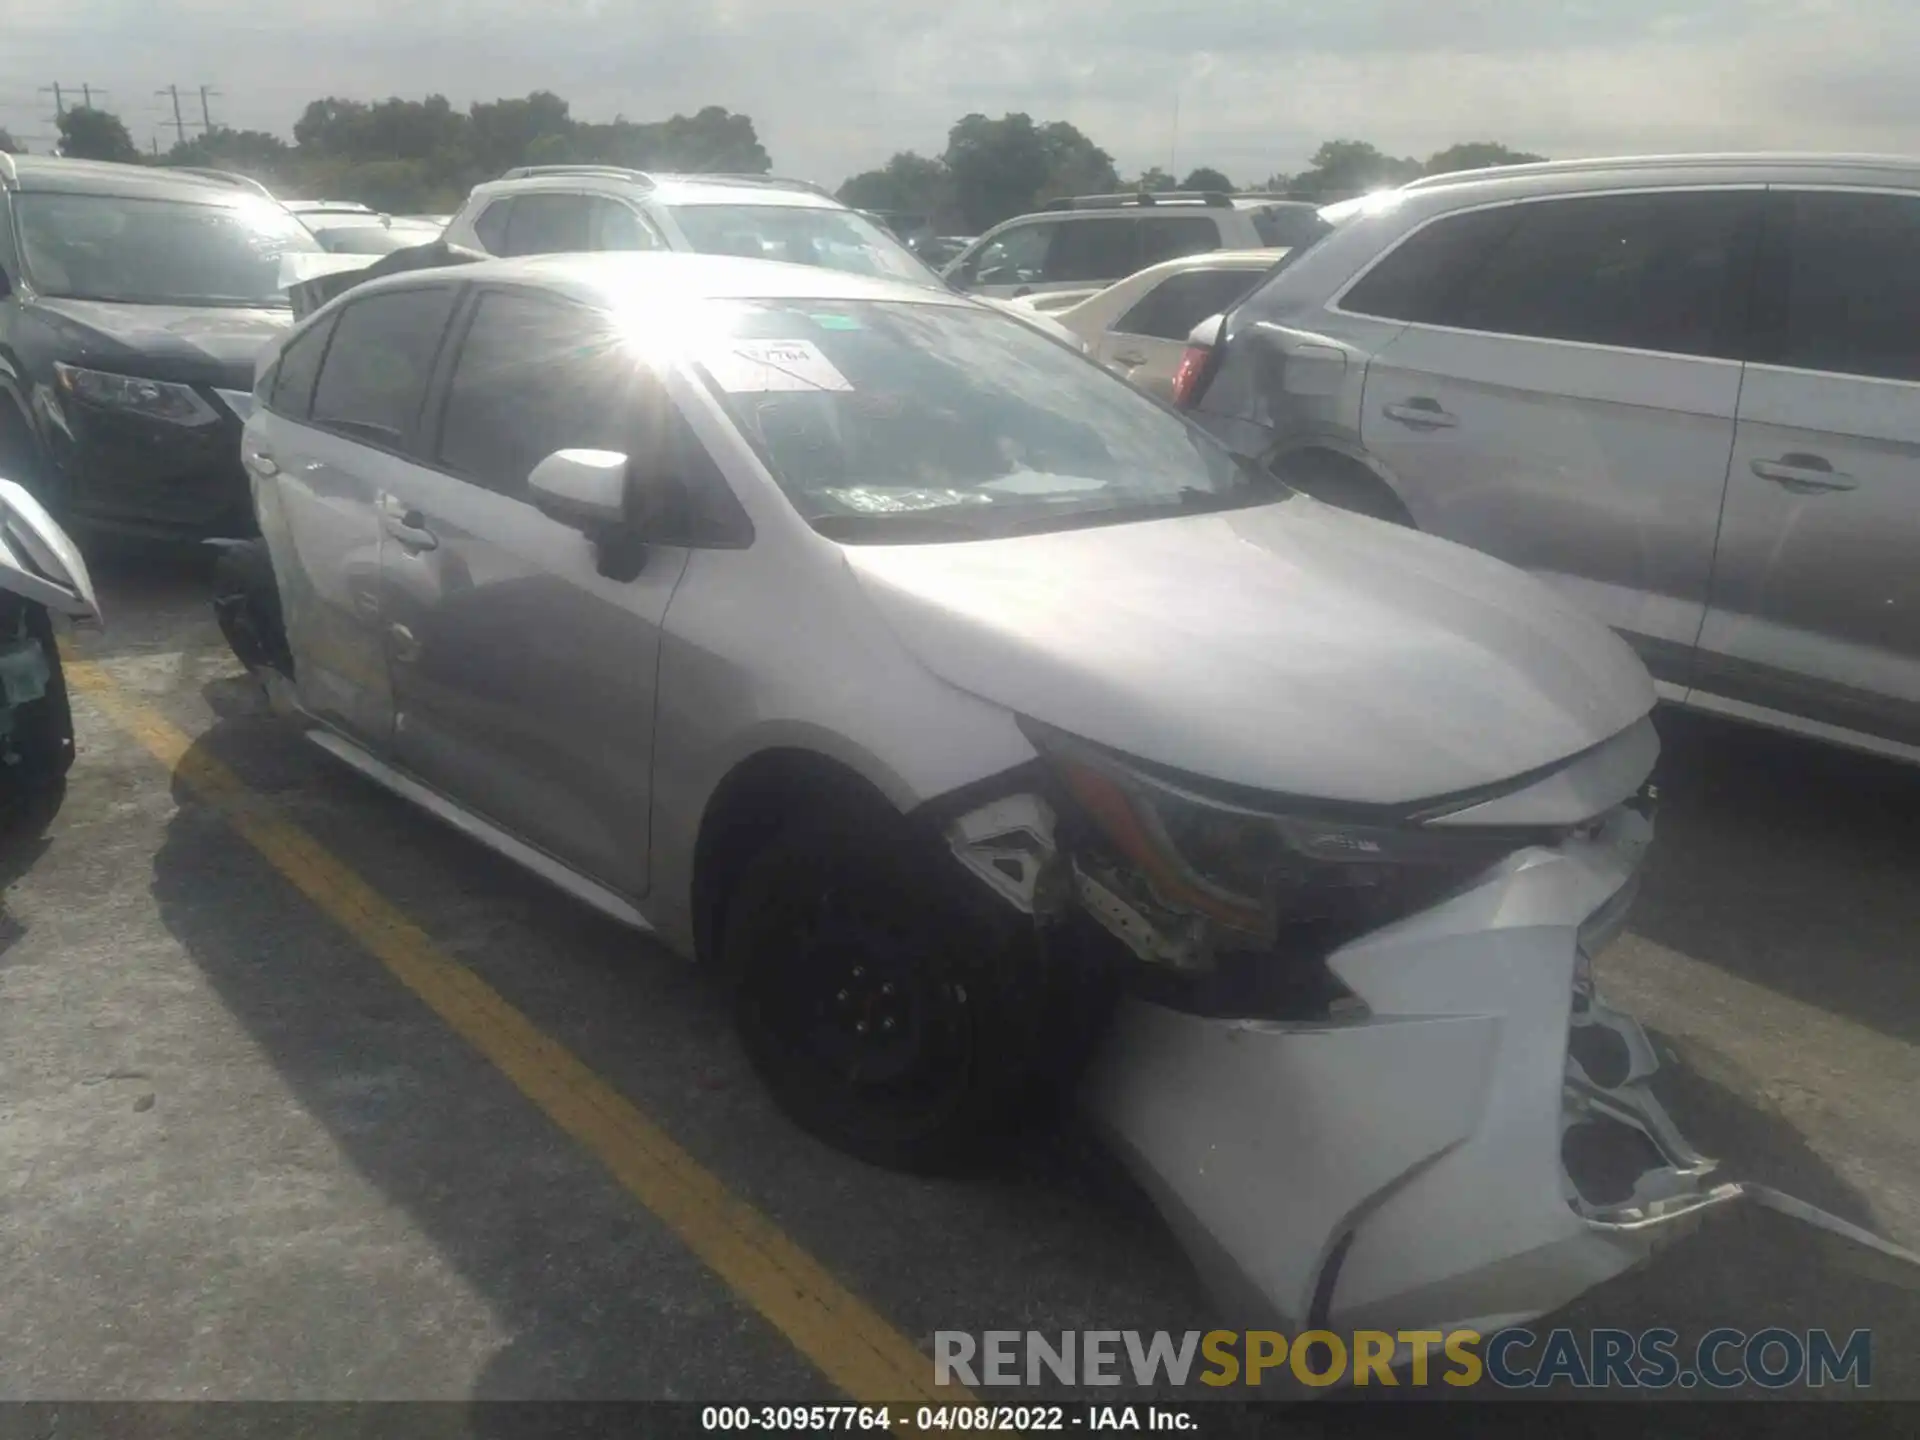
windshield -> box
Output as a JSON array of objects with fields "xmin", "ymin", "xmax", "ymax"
[
  {"xmin": 16, "ymin": 193, "xmax": 323, "ymax": 307},
  {"xmin": 666, "ymin": 204, "xmax": 943, "ymax": 286},
  {"xmin": 693, "ymin": 298, "xmax": 1270, "ymax": 542}
]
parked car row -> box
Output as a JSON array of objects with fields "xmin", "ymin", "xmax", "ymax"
[{"xmin": 4, "ymin": 145, "xmax": 1912, "ymax": 1346}]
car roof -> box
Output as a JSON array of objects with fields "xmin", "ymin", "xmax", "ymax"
[
  {"xmin": 0, "ymin": 153, "xmax": 260, "ymax": 203},
  {"xmin": 346, "ymin": 250, "xmax": 965, "ymax": 310}
]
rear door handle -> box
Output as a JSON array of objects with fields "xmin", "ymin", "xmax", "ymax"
[
  {"xmin": 1112, "ymin": 351, "xmax": 1149, "ymax": 367},
  {"xmin": 1751, "ymin": 455, "xmax": 1857, "ymax": 494},
  {"xmin": 1382, "ymin": 399, "xmax": 1459, "ymax": 430},
  {"xmin": 245, "ymin": 450, "xmax": 278, "ymax": 477}
]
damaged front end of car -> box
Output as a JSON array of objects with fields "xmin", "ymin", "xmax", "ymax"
[{"xmin": 939, "ymin": 714, "xmax": 1920, "ymax": 1339}]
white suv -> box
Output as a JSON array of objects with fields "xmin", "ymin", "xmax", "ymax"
[{"xmin": 444, "ymin": 166, "xmax": 944, "ymax": 284}]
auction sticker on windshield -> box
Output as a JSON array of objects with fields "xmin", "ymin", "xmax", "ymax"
[{"xmin": 702, "ymin": 339, "xmax": 853, "ymax": 393}]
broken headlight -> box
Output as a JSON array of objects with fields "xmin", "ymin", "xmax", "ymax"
[{"xmin": 1024, "ymin": 720, "xmax": 1532, "ymax": 963}]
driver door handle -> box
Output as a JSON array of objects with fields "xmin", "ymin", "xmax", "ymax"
[
  {"xmin": 378, "ymin": 494, "xmax": 439, "ymax": 551},
  {"xmin": 1383, "ymin": 398, "xmax": 1459, "ymax": 430},
  {"xmin": 245, "ymin": 449, "xmax": 278, "ymax": 477},
  {"xmin": 1751, "ymin": 455, "xmax": 1857, "ymax": 494}
]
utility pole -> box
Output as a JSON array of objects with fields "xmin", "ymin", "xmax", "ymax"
[
  {"xmin": 156, "ymin": 85, "xmax": 190, "ymax": 145},
  {"xmin": 40, "ymin": 83, "xmax": 64, "ymax": 116},
  {"xmin": 198, "ymin": 85, "xmax": 220, "ymax": 133}
]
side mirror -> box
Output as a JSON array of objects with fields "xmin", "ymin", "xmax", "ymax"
[{"xmin": 528, "ymin": 449, "xmax": 630, "ymax": 533}]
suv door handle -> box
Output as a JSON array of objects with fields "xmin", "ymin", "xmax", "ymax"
[
  {"xmin": 1112, "ymin": 350, "xmax": 1148, "ymax": 367},
  {"xmin": 1751, "ymin": 455, "xmax": 1857, "ymax": 494},
  {"xmin": 1382, "ymin": 399, "xmax": 1459, "ymax": 430},
  {"xmin": 245, "ymin": 449, "xmax": 279, "ymax": 477},
  {"xmin": 378, "ymin": 495, "xmax": 439, "ymax": 551}
]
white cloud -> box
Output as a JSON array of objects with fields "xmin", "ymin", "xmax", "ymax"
[{"xmin": 1, "ymin": 0, "xmax": 1913, "ymax": 185}]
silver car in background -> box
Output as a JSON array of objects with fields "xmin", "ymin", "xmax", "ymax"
[
  {"xmin": 1178, "ymin": 153, "xmax": 1920, "ymax": 767},
  {"xmin": 232, "ymin": 249, "xmax": 1889, "ymax": 1341}
]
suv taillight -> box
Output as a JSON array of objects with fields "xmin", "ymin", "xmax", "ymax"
[{"xmin": 1170, "ymin": 344, "xmax": 1215, "ymax": 410}]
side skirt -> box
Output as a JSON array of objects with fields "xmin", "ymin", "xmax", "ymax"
[{"xmin": 303, "ymin": 726, "xmax": 654, "ymax": 932}]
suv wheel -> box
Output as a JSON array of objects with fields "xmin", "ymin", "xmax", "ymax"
[{"xmin": 724, "ymin": 813, "xmax": 1033, "ymax": 1172}]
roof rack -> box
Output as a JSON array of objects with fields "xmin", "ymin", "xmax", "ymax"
[
  {"xmin": 1043, "ymin": 190, "xmax": 1233, "ymax": 211},
  {"xmin": 497, "ymin": 164, "xmax": 657, "ymax": 187},
  {"xmin": 1400, "ymin": 151, "xmax": 1920, "ymax": 192},
  {"xmin": 171, "ymin": 166, "xmax": 277, "ymax": 199}
]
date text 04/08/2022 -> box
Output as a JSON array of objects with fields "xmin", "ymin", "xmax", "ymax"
[{"xmin": 699, "ymin": 1405, "xmax": 1194, "ymax": 1431}]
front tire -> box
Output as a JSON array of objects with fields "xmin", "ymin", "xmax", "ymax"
[{"xmin": 723, "ymin": 815, "xmax": 1034, "ymax": 1172}]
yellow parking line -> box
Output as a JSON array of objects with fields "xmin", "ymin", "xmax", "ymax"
[{"xmin": 65, "ymin": 657, "xmax": 968, "ymax": 1411}]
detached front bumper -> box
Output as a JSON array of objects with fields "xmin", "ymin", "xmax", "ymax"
[{"xmin": 1076, "ymin": 805, "xmax": 1852, "ymax": 1336}]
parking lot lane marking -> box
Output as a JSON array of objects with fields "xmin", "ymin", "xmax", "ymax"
[{"xmin": 63, "ymin": 658, "xmax": 970, "ymax": 1412}]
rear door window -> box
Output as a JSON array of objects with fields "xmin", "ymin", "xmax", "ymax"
[
  {"xmin": 1044, "ymin": 219, "xmax": 1140, "ymax": 283},
  {"xmin": 501, "ymin": 193, "xmax": 594, "ymax": 256},
  {"xmin": 1135, "ymin": 215, "xmax": 1222, "ymax": 267},
  {"xmin": 1113, "ymin": 268, "xmax": 1264, "ymax": 341},
  {"xmin": 1757, "ymin": 189, "xmax": 1920, "ymax": 383},
  {"xmin": 1431, "ymin": 191, "xmax": 1759, "ymax": 358},
  {"xmin": 308, "ymin": 286, "xmax": 459, "ymax": 449}
]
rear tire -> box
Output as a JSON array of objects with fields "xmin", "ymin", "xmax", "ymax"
[{"xmin": 724, "ymin": 813, "xmax": 1036, "ymax": 1173}]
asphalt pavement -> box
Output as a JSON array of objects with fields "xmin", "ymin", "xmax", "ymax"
[{"xmin": 1, "ymin": 552, "xmax": 1915, "ymax": 1409}]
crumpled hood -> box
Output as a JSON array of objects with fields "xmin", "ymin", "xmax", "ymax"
[
  {"xmin": 844, "ymin": 495, "xmax": 1655, "ymax": 806},
  {"xmin": 30, "ymin": 298, "xmax": 291, "ymax": 389}
]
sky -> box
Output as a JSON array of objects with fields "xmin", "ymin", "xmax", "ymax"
[{"xmin": 2, "ymin": 0, "xmax": 1916, "ymax": 187}]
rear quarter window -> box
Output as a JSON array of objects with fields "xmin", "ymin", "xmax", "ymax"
[
  {"xmin": 264, "ymin": 315, "xmax": 337, "ymax": 421},
  {"xmin": 472, "ymin": 199, "xmax": 512, "ymax": 253}
]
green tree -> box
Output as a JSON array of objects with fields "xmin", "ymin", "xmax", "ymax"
[
  {"xmin": 466, "ymin": 91, "xmax": 573, "ymax": 177},
  {"xmin": 1422, "ymin": 141, "xmax": 1547, "ymax": 177},
  {"xmin": 837, "ymin": 151, "xmax": 951, "ymax": 219},
  {"xmin": 1179, "ymin": 166, "xmax": 1233, "ymax": 193},
  {"xmin": 0, "ymin": 127, "xmax": 23, "ymax": 155},
  {"xmin": 1135, "ymin": 166, "xmax": 1177, "ymax": 192},
  {"xmin": 942, "ymin": 113, "xmax": 1118, "ymax": 230},
  {"xmin": 56, "ymin": 106, "xmax": 140, "ymax": 164},
  {"xmin": 1034, "ymin": 120, "xmax": 1119, "ymax": 203},
  {"xmin": 164, "ymin": 127, "xmax": 296, "ymax": 192},
  {"xmin": 1285, "ymin": 140, "xmax": 1421, "ymax": 201}
]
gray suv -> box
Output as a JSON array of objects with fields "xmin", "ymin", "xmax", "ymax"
[{"xmin": 1180, "ymin": 153, "xmax": 1920, "ymax": 767}]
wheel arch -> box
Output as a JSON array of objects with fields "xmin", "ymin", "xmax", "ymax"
[
  {"xmin": 1266, "ymin": 438, "xmax": 1419, "ymax": 527},
  {"xmin": 688, "ymin": 745, "xmax": 909, "ymax": 970}
]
